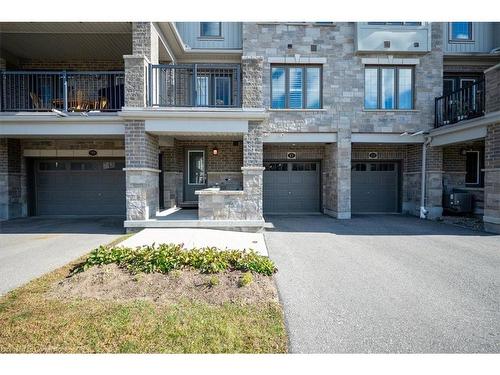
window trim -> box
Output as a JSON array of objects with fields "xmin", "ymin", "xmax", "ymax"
[
  {"xmin": 449, "ymin": 22, "xmax": 473, "ymax": 43},
  {"xmin": 199, "ymin": 22, "xmax": 222, "ymax": 38},
  {"xmin": 270, "ymin": 64, "xmax": 323, "ymax": 110},
  {"xmin": 364, "ymin": 65, "xmax": 415, "ymax": 110}
]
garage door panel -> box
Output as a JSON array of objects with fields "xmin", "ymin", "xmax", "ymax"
[
  {"xmin": 351, "ymin": 162, "xmax": 399, "ymax": 213},
  {"xmin": 264, "ymin": 161, "xmax": 320, "ymax": 214},
  {"xmin": 35, "ymin": 159, "xmax": 126, "ymax": 216}
]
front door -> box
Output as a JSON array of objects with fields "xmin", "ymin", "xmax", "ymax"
[{"xmin": 184, "ymin": 149, "xmax": 206, "ymax": 202}]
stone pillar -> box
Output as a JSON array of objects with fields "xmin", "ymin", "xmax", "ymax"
[
  {"xmin": 485, "ymin": 64, "xmax": 500, "ymax": 114},
  {"xmin": 0, "ymin": 138, "xmax": 27, "ymax": 220},
  {"xmin": 123, "ymin": 22, "xmax": 160, "ymax": 108},
  {"xmin": 484, "ymin": 123, "xmax": 500, "ymax": 233},
  {"xmin": 241, "ymin": 121, "xmax": 264, "ymax": 221},
  {"xmin": 124, "ymin": 120, "xmax": 160, "ymax": 221},
  {"xmin": 323, "ymin": 131, "xmax": 351, "ymax": 219},
  {"xmin": 242, "ymin": 56, "xmax": 264, "ymax": 108}
]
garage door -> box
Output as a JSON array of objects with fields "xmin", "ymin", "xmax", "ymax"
[
  {"xmin": 351, "ymin": 162, "xmax": 399, "ymax": 213},
  {"xmin": 263, "ymin": 161, "xmax": 320, "ymax": 214},
  {"xmin": 35, "ymin": 159, "xmax": 126, "ymax": 216}
]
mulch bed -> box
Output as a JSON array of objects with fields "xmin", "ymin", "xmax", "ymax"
[{"xmin": 48, "ymin": 264, "xmax": 279, "ymax": 305}]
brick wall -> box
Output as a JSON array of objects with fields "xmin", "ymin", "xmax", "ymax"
[
  {"xmin": 124, "ymin": 120, "xmax": 158, "ymax": 169},
  {"xmin": 263, "ymin": 144, "xmax": 325, "ymax": 160}
]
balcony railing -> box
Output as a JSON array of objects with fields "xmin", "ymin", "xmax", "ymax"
[
  {"xmin": 435, "ymin": 80, "xmax": 485, "ymax": 128},
  {"xmin": 0, "ymin": 71, "xmax": 125, "ymax": 112},
  {"xmin": 148, "ymin": 64, "xmax": 241, "ymax": 108}
]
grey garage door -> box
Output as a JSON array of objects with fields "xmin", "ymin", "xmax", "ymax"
[
  {"xmin": 263, "ymin": 161, "xmax": 320, "ymax": 214},
  {"xmin": 35, "ymin": 159, "xmax": 126, "ymax": 216},
  {"xmin": 351, "ymin": 161, "xmax": 399, "ymax": 213}
]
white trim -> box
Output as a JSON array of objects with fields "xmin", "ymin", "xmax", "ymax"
[
  {"xmin": 361, "ymin": 57, "xmax": 420, "ymax": 65},
  {"xmin": 263, "ymin": 132, "xmax": 337, "ymax": 143},
  {"xmin": 123, "ymin": 167, "xmax": 161, "ymax": 173},
  {"xmin": 267, "ymin": 57, "xmax": 327, "ymax": 64},
  {"xmin": 187, "ymin": 150, "xmax": 206, "ymax": 185},
  {"xmin": 351, "ymin": 133, "xmax": 425, "ymax": 143},
  {"xmin": 145, "ymin": 118, "xmax": 248, "ymax": 134},
  {"xmin": 120, "ymin": 108, "xmax": 267, "ymax": 120},
  {"xmin": 483, "ymin": 215, "xmax": 500, "ymax": 225},
  {"xmin": 484, "ymin": 62, "xmax": 500, "ymax": 73},
  {"xmin": 431, "ymin": 125, "xmax": 487, "ymax": 146}
]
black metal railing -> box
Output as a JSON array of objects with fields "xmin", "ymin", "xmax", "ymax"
[
  {"xmin": 0, "ymin": 71, "xmax": 125, "ymax": 112},
  {"xmin": 435, "ymin": 80, "xmax": 485, "ymax": 128},
  {"xmin": 148, "ymin": 64, "xmax": 241, "ymax": 108}
]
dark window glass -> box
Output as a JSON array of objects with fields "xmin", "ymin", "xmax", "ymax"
[
  {"xmin": 215, "ymin": 77, "xmax": 231, "ymax": 106},
  {"xmin": 265, "ymin": 163, "xmax": 288, "ymax": 171},
  {"xmin": 443, "ymin": 79, "xmax": 455, "ymax": 95},
  {"xmin": 271, "ymin": 65, "xmax": 322, "ymax": 109},
  {"xmin": 450, "ymin": 22, "xmax": 472, "ymax": 41},
  {"xmin": 103, "ymin": 161, "xmax": 125, "ymax": 170},
  {"xmin": 465, "ymin": 151, "xmax": 479, "ymax": 184},
  {"xmin": 39, "ymin": 161, "xmax": 66, "ymax": 171},
  {"xmin": 352, "ymin": 163, "xmax": 367, "ymax": 171},
  {"xmin": 70, "ymin": 162, "xmax": 98, "ymax": 171},
  {"xmin": 200, "ymin": 22, "xmax": 221, "ymax": 37},
  {"xmin": 365, "ymin": 66, "xmax": 414, "ymax": 109}
]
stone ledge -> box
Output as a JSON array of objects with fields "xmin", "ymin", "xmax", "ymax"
[
  {"xmin": 241, "ymin": 166, "xmax": 265, "ymax": 171},
  {"xmin": 195, "ymin": 188, "xmax": 245, "ymax": 196},
  {"xmin": 123, "ymin": 167, "xmax": 161, "ymax": 173}
]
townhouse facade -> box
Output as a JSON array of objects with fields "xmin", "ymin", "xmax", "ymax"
[{"xmin": 1, "ymin": 22, "xmax": 499, "ymax": 233}]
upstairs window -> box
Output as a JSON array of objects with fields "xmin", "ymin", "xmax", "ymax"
[
  {"xmin": 200, "ymin": 22, "xmax": 221, "ymax": 37},
  {"xmin": 450, "ymin": 22, "xmax": 472, "ymax": 41},
  {"xmin": 271, "ymin": 65, "xmax": 322, "ymax": 109},
  {"xmin": 364, "ymin": 66, "xmax": 414, "ymax": 110}
]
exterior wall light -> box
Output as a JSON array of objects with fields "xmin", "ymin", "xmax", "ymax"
[{"xmin": 212, "ymin": 147, "xmax": 219, "ymax": 156}]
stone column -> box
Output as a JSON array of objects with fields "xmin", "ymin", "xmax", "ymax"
[
  {"xmin": 242, "ymin": 56, "xmax": 264, "ymax": 108},
  {"xmin": 322, "ymin": 143, "xmax": 337, "ymax": 217},
  {"xmin": 485, "ymin": 64, "xmax": 500, "ymax": 114},
  {"xmin": 484, "ymin": 123, "xmax": 500, "ymax": 233},
  {"xmin": 0, "ymin": 138, "xmax": 27, "ymax": 220},
  {"xmin": 124, "ymin": 120, "xmax": 160, "ymax": 221},
  {"xmin": 336, "ymin": 128, "xmax": 352, "ymax": 219},
  {"xmin": 425, "ymin": 145, "xmax": 444, "ymax": 219},
  {"xmin": 241, "ymin": 121, "xmax": 264, "ymax": 221}
]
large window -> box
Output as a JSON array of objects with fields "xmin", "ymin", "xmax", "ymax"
[
  {"xmin": 200, "ymin": 22, "xmax": 221, "ymax": 37},
  {"xmin": 364, "ymin": 66, "xmax": 414, "ymax": 110},
  {"xmin": 271, "ymin": 65, "xmax": 322, "ymax": 109},
  {"xmin": 450, "ymin": 22, "xmax": 472, "ymax": 41}
]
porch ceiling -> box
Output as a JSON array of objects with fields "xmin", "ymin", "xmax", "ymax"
[{"xmin": 0, "ymin": 22, "xmax": 132, "ymax": 62}]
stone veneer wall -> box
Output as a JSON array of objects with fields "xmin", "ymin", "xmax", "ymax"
[
  {"xmin": 485, "ymin": 64, "xmax": 500, "ymax": 114},
  {"xmin": 0, "ymin": 139, "xmax": 26, "ymax": 220},
  {"xmin": 484, "ymin": 123, "xmax": 500, "ymax": 233},
  {"xmin": 124, "ymin": 120, "xmax": 159, "ymax": 220}
]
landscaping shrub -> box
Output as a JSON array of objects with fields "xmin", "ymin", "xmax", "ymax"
[
  {"xmin": 238, "ymin": 272, "xmax": 253, "ymax": 287},
  {"xmin": 73, "ymin": 244, "xmax": 277, "ymax": 276}
]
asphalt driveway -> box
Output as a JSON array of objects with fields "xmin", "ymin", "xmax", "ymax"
[
  {"xmin": 0, "ymin": 217, "xmax": 124, "ymax": 295},
  {"xmin": 264, "ymin": 214, "xmax": 500, "ymax": 353}
]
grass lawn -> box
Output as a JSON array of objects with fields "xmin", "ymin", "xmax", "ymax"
[{"xmin": 0, "ymin": 239, "xmax": 287, "ymax": 353}]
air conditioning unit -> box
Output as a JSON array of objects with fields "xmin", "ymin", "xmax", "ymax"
[{"xmin": 443, "ymin": 192, "xmax": 473, "ymax": 213}]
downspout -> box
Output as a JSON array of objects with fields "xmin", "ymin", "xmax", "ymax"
[{"xmin": 420, "ymin": 136, "xmax": 432, "ymax": 219}]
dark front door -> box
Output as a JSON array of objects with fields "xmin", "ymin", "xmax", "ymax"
[{"xmin": 184, "ymin": 149, "xmax": 207, "ymax": 202}]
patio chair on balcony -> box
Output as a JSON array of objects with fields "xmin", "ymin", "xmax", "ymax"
[{"xmin": 29, "ymin": 92, "xmax": 42, "ymax": 110}]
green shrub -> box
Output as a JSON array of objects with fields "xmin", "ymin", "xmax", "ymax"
[
  {"xmin": 207, "ymin": 275, "xmax": 220, "ymax": 287},
  {"xmin": 238, "ymin": 272, "xmax": 253, "ymax": 287},
  {"xmin": 72, "ymin": 244, "xmax": 277, "ymax": 276}
]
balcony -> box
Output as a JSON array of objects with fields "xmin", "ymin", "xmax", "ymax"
[
  {"xmin": 0, "ymin": 71, "xmax": 125, "ymax": 112},
  {"xmin": 435, "ymin": 80, "xmax": 486, "ymax": 128},
  {"xmin": 148, "ymin": 64, "xmax": 241, "ymax": 108}
]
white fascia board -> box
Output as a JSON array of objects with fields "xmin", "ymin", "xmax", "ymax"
[
  {"xmin": 263, "ymin": 132, "xmax": 337, "ymax": 143},
  {"xmin": 431, "ymin": 126, "xmax": 487, "ymax": 146},
  {"xmin": 120, "ymin": 108, "xmax": 268, "ymax": 121},
  {"xmin": 351, "ymin": 133, "xmax": 424, "ymax": 143},
  {"xmin": 145, "ymin": 119, "xmax": 248, "ymax": 134},
  {"xmin": 0, "ymin": 122, "xmax": 124, "ymax": 136}
]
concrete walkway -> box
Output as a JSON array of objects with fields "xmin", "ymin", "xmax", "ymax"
[
  {"xmin": 120, "ymin": 228, "xmax": 268, "ymax": 255},
  {"xmin": 0, "ymin": 217, "xmax": 124, "ymax": 296},
  {"xmin": 265, "ymin": 214, "xmax": 500, "ymax": 353}
]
